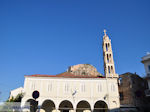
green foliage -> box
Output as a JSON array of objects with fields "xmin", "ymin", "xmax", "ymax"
[
  {"xmin": 7, "ymin": 93, "xmax": 24, "ymax": 102},
  {"xmin": 0, "ymin": 93, "xmax": 24, "ymax": 112}
]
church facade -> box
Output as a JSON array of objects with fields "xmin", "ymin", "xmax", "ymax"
[{"xmin": 21, "ymin": 30, "xmax": 120, "ymax": 112}]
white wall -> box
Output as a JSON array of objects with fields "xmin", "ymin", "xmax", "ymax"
[
  {"xmin": 21, "ymin": 77, "xmax": 120, "ymax": 111},
  {"xmin": 143, "ymin": 60, "xmax": 150, "ymax": 76},
  {"xmin": 10, "ymin": 87, "xmax": 23, "ymax": 99}
]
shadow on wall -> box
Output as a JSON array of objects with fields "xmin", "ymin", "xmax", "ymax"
[
  {"xmin": 24, "ymin": 99, "xmax": 150, "ymax": 112},
  {"xmin": 23, "ymin": 107, "xmax": 150, "ymax": 112}
]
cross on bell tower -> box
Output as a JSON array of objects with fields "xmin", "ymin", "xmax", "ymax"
[{"xmin": 102, "ymin": 29, "xmax": 118, "ymax": 78}]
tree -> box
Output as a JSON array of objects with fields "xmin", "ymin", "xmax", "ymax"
[
  {"xmin": 7, "ymin": 93, "xmax": 24, "ymax": 102},
  {"xmin": 0, "ymin": 93, "xmax": 25, "ymax": 112}
]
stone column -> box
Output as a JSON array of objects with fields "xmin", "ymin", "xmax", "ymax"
[
  {"xmin": 69, "ymin": 109, "xmax": 76, "ymax": 112},
  {"xmin": 39, "ymin": 109, "xmax": 45, "ymax": 112},
  {"xmin": 52, "ymin": 109, "xmax": 60, "ymax": 112},
  {"xmin": 83, "ymin": 110, "xmax": 91, "ymax": 112},
  {"xmin": 57, "ymin": 110, "xmax": 61, "ymax": 112},
  {"xmin": 22, "ymin": 108, "xmax": 30, "ymax": 112}
]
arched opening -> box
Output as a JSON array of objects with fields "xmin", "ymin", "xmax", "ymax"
[
  {"xmin": 108, "ymin": 43, "xmax": 110, "ymax": 51},
  {"xmin": 109, "ymin": 54, "xmax": 111, "ymax": 63},
  {"xmin": 59, "ymin": 100, "xmax": 73, "ymax": 112},
  {"xmin": 26, "ymin": 99, "xmax": 38, "ymax": 112},
  {"xmin": 111, "ymin": 66, "xmax": 113, "ymax": 74},
  {"xmin": 107, "ymin": 54, "xmax": 109, "ymax": 63},
  {"xmin": 94, "ymin": 101, "xmax": 108, "ymax": 112},
  {"xmin": 108, "ymin": 66, "xmax": 110, "ymax": 74},
  {"xmin": 76, "ymin": 100, "xmax": 91, "ymax": 112},
  {"xmin": 105, "ymin": 43, "xmax": 108, "ymax": 51},
  {"xmin": 41, "ymin": 100, "xmax": 55, "ymax": 112}
]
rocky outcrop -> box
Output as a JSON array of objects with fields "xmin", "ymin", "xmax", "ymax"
[{"xmin": 67, "ymin": 64, "xmax": 102, "ymax": 77}]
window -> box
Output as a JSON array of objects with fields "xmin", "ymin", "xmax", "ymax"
[
  {"xmin": 111, "ymin": 66, "xmax": 113, "ymax": 74},
  {"xmin": 108, "ymin": 66, "xmax": 111, "ymax": 74},
  {"xmin": 64, "ymin": 83, "xmax": 69, "ymax": 93},
  {"xmin": 106, "ymin": 43, "xmax": 108, "ymax": 51},
  {"xmin": 97, "ymin": 83, "xmax": 102, "ymax": 92},
  {"xmin": 108, "ymin": 43, "xmax": 110, "ymax": 50},
  {"xmin": 31, "ymin": 83, "xmax": 35, "ymax": 90},
  {"xmin": 148, "ymin": 65, "xmax": 150, "ymax": 72},
  {"xmin": 81, "ymin": 83, "xmax": 85, "ymax": 92},
  {"xmin": 119, "ymin": 92, "xmax": 124, "ymax": 100},
  {"xmin": 118, "ymin": 77, "xmax": 123, "ymax": 85},
  {"xmin": 47, "ymin": 83, "xmax": 52, "ymax": 92},
  {"xmin": 111, "ymin": 84, "xmax": 115, "ymax": 92},
  {"xmin": 107, "ymin": 54, "xmax": 109, "ymax": 63},
  {"xmin": 109, "ymin": 54, "xmax": 111, "ymax": 62}
]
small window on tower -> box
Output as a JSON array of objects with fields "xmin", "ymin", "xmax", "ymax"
[
  {"xmin": 107, "ymin": 54, "xmax": 109, "ymax": 63},
  {"xmin": 108, "ymin": 66, "xmax": 111, "ymax": 74},
  {"xmin": 108, "ymin": 43, "xmax": 110, "ymax": 50},
  {"xmin": 106, "ymin": 43, "xmax": 108, "ymax": 51},
  {"xmin": 109, "ymin": 54, "xmax": 111, "ymax": 63},
  {"xmin": 111, "ymin": 66, "xmax": 113, "ymax": 74}
]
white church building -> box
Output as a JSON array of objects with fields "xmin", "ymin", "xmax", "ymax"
[{"xmin": 21, "ymin": 30, "xmax": 120, "ymax": 112}]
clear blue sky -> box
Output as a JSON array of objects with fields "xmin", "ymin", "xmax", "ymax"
[{"xmin": 0, "ymin": 0, "xmax": 150, "ymax": 101}]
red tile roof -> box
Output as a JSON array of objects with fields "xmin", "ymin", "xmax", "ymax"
[{"xmin": 25, "ymin": 72, "xmax": 105, "ymax": 78}]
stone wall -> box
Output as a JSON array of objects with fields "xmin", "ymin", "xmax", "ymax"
[{"xmin": 119, "ymin": 72, "xmax": 149, "ymax": 111}]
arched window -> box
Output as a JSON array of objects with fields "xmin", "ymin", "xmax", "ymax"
[
  {"xmin": 108, "ymin": 66, "xmax": 111, "ymax": 74},
  {"xmin": 111, "ymin": 66, "xmax": 113, "ymax": 74},
  {"xmin": 105, "ymin": 43, "xmax": 108, "ymax": 51},
  {"xmin": 107, "ymin": 54, "xmax": 109, "ymax": 63},
  {"xmin": 108, "ymin": 43, "xmax": 110, "ymax": 51},
  {"xmin": 109, "ymin": 54, "xmax": 111, "ymax": 63}
]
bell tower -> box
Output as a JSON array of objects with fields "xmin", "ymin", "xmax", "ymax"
[{"xmin": 102, "ymin": 29, "xmax": 118, "ymax": 78}]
